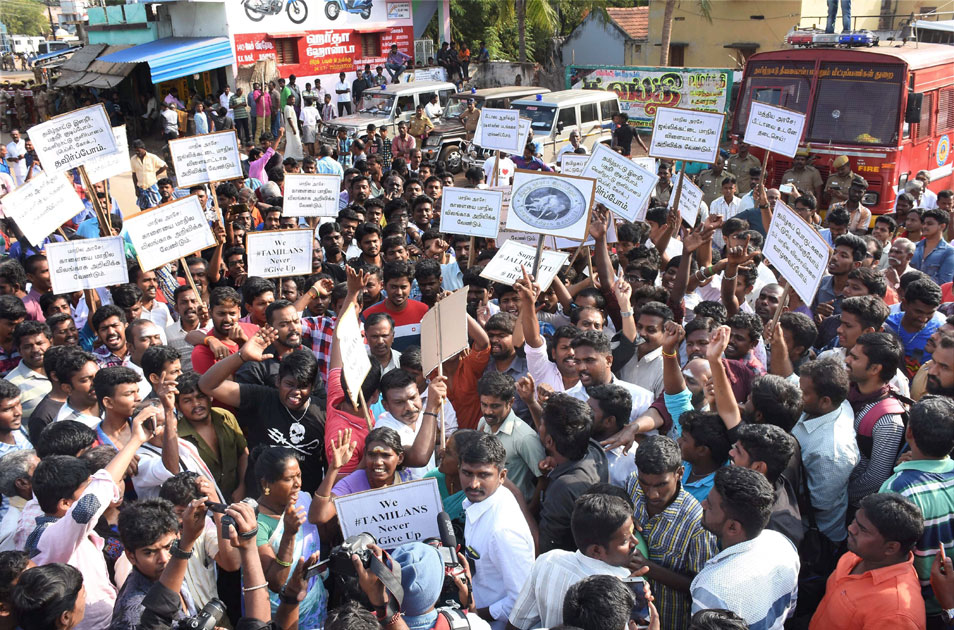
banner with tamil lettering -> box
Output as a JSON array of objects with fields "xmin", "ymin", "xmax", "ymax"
[{"xmin": 566, "ymin": 66, "xmax": 731, "ymax": 132}]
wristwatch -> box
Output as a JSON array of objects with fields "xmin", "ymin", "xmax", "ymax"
[
  {"xmin": 170, "ymin": 540, "xmax": 193, "ymax": 559},
  {"xmin": 942, "ymin": 608, "xmax": 954, "ymax": 625},
  {"xmin": 620, "ymin": 310, "xmax": 634, "ymax": 318}
]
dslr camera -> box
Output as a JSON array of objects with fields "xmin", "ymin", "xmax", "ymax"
[
  {"xmin": 179, "ymin": 599, "xmax": 226, "ymax": 630},
  {"xmin": 328, "ymin": 532, "xmax": 377, "ymax": 578}
]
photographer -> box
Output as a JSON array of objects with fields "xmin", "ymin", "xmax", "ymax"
[
  {"xmin": 139, "ymin": 499, "xmax": 311, "ymax": 630},
  {"xmin": 343, "ymin": 541, "xmax": 481, "ymax": 630}
]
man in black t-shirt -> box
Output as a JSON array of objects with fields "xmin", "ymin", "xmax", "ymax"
[
  {"xmin": 197, "ymin": 329, "xmax": 327, "ymax": 492},
  {"xmin": 611, "ymin": 112, "xmax": 635, "ymax": 157}
]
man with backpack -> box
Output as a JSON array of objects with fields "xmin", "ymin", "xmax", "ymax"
[{"xmin": 845, "ymin": 332, "xmax": 908, "ymax": 511}]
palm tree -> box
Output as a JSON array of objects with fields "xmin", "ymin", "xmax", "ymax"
[
  {"xmin": 659, "ymin": 0, "xmax": 712, "ymax": 65},
  {"xmin": 501, "ymin": 0, "xmax": 559, "ymax": 62}
]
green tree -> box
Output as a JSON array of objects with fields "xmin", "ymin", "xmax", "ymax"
[{"xmin": 2, "ymin": 0, "xmax": 50, "ymax": 36}]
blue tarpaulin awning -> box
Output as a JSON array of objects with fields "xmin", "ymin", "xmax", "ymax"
[{"xmin": 98, "ymin": 37, "xmax": 233, "ymax": 84}]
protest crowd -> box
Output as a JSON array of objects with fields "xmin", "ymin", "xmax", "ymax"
[{"xmin": 1, "ymin": 69, "xmax": 954, "ymax": 630}]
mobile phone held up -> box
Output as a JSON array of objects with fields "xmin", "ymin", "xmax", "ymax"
[{"xmin": 622, "ymin": 576, "xmax": 650, "ymax": 627}]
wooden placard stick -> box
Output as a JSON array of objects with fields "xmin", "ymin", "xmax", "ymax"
[
  {"xmin": 180, "ymin": 257, "xmax": 201, "ymax": 299},
  {"xmin": 208, "ymin": 180, "xmax": 224, "ymax": 226},
  {"xmin": 531, "ymin": 233, "xmax": 545, "ymax": 279},
  {"xmin": 357, "ymin": 389, "xmax": 375, "ymax": 432},
  {"xmin": 78, "ymin": 165, "xmax": 109, "ymax": 235},
  {"xmin": 767, "ymin": 283, "xmax": 792, "ymax": 342}
]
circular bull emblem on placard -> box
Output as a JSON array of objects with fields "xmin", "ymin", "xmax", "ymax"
[{"xmin": 512, "ymin": 178, "xmax": 587, "ymax": 230}]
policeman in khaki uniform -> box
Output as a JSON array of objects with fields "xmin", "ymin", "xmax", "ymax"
[
  {"xmin": 696, "ymin": 151, "xmax": 729, "ymax": 206},
  {"xmin": 781, "ymin": 147, "xmax": 823, "ymax": 201},
  {"xmin": 825, "ymin": 154, "xmax": 855, "ymax": 206},
  {"xmin": 460, "ymin": 99, "xmax": 480, "ymax": 141},
  {"xmin": 727, "ymin": 137, "xmax": 761, "ymax": 194}
]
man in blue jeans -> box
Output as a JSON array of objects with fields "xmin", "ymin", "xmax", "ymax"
[
  {"xmin": 827, "ymin": 0, "xmax": 851, "ymax": 33},
  {"xmin": 385, "ymin": 44, "xmax": 411, "ymax": 83}
]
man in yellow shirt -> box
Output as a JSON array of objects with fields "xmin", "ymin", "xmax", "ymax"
[
  {"xmin": 825, "ymin": 155, "xmax": 854, "ymax": 206},
  {"xmin": 130, "ymin": 139, "xmax": 168, "ymax": 209},
  {"xmin": 727, "ymin": 137, "xmax": 761, "ymax": 194},
  {"xmin": 408, "ymin": 104, "xmax": 434, "ymax": 147}
]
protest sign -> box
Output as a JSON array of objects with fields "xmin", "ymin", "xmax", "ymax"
[
  {"xmin": 246, "ymin": 229, "xmax": 313, "ymax": 278},
  {"xmin": 495, "ymin": 230, "xmax": 557, "ymax": 248},
  {"xmin": 581, "ymin": 143, "xmax": 657, "ymax": 222},
  {"xmin": 84, "ymin": 125, "xmax": 130, "ymax": 184},
  {"xmin": 420, "ymin": 287, "xmax": 469, "ymax": 377},
  {"xmin": 744, "ymin": 101, "xmax": 807, "ymax": 159},
  {"xmin": 481, "ymin": 239, "xmax": 569, "ymax": 291},
  {"xmin": 633, "ymin": 157, "xmax": 657, "ymax": 173},
  {"xmin": 490, "ymin": 185, "xmax": 511, "ymax": 216},
  {"xmin": 517, "ymin": 118, "xmax": 531, "ymax": 152},
  {"xmin": 560, "ymin": 153, "xmax": 589, "ymax": 176},
  {"xmin": 649, "ymin": 107, "xmax": 724, "ymax": 164},
  {"xmin": 668, "ymin": 173, "xmax": 704, "ymax": 226},
  {"xmin": 1, "ymin": 171, "xmax": 85, "ymax": 246},
  {"xmin": 475, "ymin": 108, "xmax": 522, "ymax": 153},
  {"xmin": 552, "ymin": 218, "xmax": 618, "ymax": 249},
  {"xmin": 28, "ymin": 104, "xmax": 119, "ymax": 173},
  {"xmin": 505, "ymin": 170, "xmax": 595, "ymax": 240},
  {"xmin": 46, "ymin": 236, "xmax": 128, "ymax": 294},
  {"xmin": 336, "ymin": 478, "xmax": 443, "ymax": 550},
  {"xmin": 762, "ymin": 201, "xmax": 831, "ymax": 306},
  {"xmin": 438, "ymin": 187, "xmax": 503, "ymax": 239},
  {"xmin": 283, "ymin": 173, "xmax": 341, "ymax": 217},
  {"xmin": 168, "ymin": 131, "xmax": 243, "ymax": 187},
  {"xmin": 124, "ymin": 195, "xmax": 216, "ymax": 271},
  {"xmin": 334, "ymin": 304, "xmax": 372, "ymax": 408}
]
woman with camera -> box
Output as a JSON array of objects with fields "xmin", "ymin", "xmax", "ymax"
[
  {"xmin": 308, "ymin": 426, "xmax": 415, "ymax": 529},
  {"xmin": 250, "ymin": 446, "xmax": 327, "ymax": 629}
]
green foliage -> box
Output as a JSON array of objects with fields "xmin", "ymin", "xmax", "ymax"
[
  {"xmin": 425, "ymin": 0, "xmax": 642, "ymax": 64},
  {"xmin": 2, "ymin": 0, "xmax": 50, "ymax": 36}
]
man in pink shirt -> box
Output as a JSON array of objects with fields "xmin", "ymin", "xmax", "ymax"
[
  {"xmin": 253, "ymin": 82, "xmax": 270, "ymax": 142},
  {"xmin": 247, "ymin": 127, "xmax": 284, "ymax": 184},
  {"xmin": 22, "ymin": 254, "xmax": 51, "ymax": 322},
  {"xmin": 28, "ymin": 408, "xmax": 154, "ymax": 630},
  {"xmin": 392, "ymin": 121, "xmax": 416, "ymax": 161}
]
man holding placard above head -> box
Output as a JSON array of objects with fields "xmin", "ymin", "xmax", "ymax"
[{"xmin": 130, "ymin": 139, "xmax": 167, "ymax": 210}]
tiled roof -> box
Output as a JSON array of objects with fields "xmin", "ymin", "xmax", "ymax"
[{"xmin": 605, "ymin": 7, "xmax": 650, "ymax": 41}]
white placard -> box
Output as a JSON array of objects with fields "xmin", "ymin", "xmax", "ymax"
[
  {"xmin": 494, "ymin": 230, "xmax": 556, "ymax": 248},
  {"xmin": 439, "ymin": 187, "xmax": 502, "ymax": 239},
  {"xmin": 27, "ymin": 104, "xmax": 119, "ymax": 173},
  {"xmin": 246, "ymin": 229, "xmax": 314, "ymax": 278},
  {"xmin": 582, "ymin": 143, "xmax": 658, "ymax": 223},
  {"xmin": 763, "ymin": 201, "xmax": 831, "ymax": 306},
  {"xmin": 744, "ymin": 101, "xmax": 807, "ymax": 159},
  {"xmin": 560, "ymin": 153, "xmax": 589, "ymax": 176},
  {"xmin": 504, "ymin": 170, "xmax": 596, "ymax": 240},
  {"xmin": 420, "ymin": 286, "xmax": 469, "ymax": 377},
  {"xmin": 649, "ymin": 107, "xmax": 725, "ymax": 164},
  {"xmin": 335, "ymin": 304, "xmax": 372, "ymax": 407},
  {"xmin": 489, "ymin": 186, "xmax": 511, "ymax": 217},
  {"xmin": 475, "ymin": 108, "xmax": 522, "ymax": 154},
  {"xmin": 552, "ymin": 219, "xmax": 618, "ymax": 249},
  {"xmin": 517, "ymin": 118, "xmax": 531, "ymax": 152},
  {"xmin": 480, "ymin": 239, "xmax": 569, "ymax": 291},
  {"xmin": 124, "ymin": 195, "xmax": 216, "ymax": 271},
  {"xmin": 168, "ymin": 131, "xmax": 243, "ymax": 188},
  {"xmin": 84, "ymin": 125, "xmax": 130, "ymax": 184},
  {"xmin": 633, "ymin": 157, "xmax": 657, "ymax": 173},
  {"xmin": 668, "ymin": 173, "xmax": 704, "ymax": 226},
  {"xmin": 283, "ymin": 173, "xmax": 341, "ymax": 217},
  {"xmin": 1, "ymin": 171, "xmax": 85, "ymax": 245},
  {"xmin": 46, "ymin": 236, "xmax": 128, "ymax": 293},
  {"xmin": 336, "ymin": 478, "xmax": 443, "ymax": 549}
]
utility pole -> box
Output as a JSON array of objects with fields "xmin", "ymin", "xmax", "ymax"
[{"xmin": 47, "ymin": 3, "xmax": 56, "ymax": 39}]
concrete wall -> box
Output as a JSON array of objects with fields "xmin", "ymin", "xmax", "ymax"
[
  {"xmin": 470, "ymin": 61, "xmax": 557, "ymax": 91},
  {"xmin": 86, "ymin": 4, "xmax": 159, "ymax": 46},
  {"xmin": 642, "ymin": 1, "xmax": 802, "ymax": 70},
  {"xmin": 561, "ymin": 12, "xmax": 627, "ymax": 68},
  {"xmin": 799, "ymin": 0, "xmax": 935, "ymax": 31},
  {"xmin": 166, "ymin": 2, "xmax": 229, "ymax": 37}
]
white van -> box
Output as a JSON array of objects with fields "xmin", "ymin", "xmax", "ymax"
[{"xmin": 509, "ymin": 89, "xmax": 621, "ymax": 163}]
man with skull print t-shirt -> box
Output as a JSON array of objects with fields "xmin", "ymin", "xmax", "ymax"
[{"xmin": 198, "ymin": 329, "xmax": 327, "ymax": 492}]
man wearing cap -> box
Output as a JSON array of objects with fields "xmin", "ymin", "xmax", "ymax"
[
  {"xmin": 461, "ymin": 99, "xmax": 480, "ymax": 141},
  {"xmin": 781, "ymin": 148, "xmax": 823, "ymax": 201},
  {"xmin": 825, "ymin": 155, "xmax": 855, "ymax": 205},
  {"xmin": 829, "ymin": 175, "xmax": 872, "ymax": 235},
  {"xmin": 386, "ymin": 541, "xmax": 491, "ymax": 629},
  {"xmin": 697, "ymin": 152, "xmax": 727, "ymax": 206},
  {"xmin": 727, "ymin": 137, "xmax": 760, "ymax": 194}
]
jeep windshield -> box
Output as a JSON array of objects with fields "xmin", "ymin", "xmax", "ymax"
[
  {"xmin": 358, "ymin": 93, "xmax": 395, "ymax": 115},
  {"xmin": 445, "ymin": 96, "xmax": 472, "ymax": 118},
  {"xmin": 511, "ymin": 104, "xmax": 555, "ymax": 132}
]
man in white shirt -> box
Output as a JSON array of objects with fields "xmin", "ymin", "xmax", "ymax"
[
  {"xmin": 709, "ymin": 175, "xmax": 743, "ymax": 251},
  {"xmin": 374, "ymin": 369, "xmax": 443, "ymax": 479},
  {"xmin": 53, "ymin": 351, "xmax": 101, "ymax": 428},
  {"xmin": 424, "ymin": 94, "xmax": 443, "ymax": 121},
  {"xmin": 335, "ymin": 72, "xmax": 352, "ymax": 116},
  {"xmin": 692, "ymin": 466, "xmax": 799, "ymax": 630},
  {"xmin": 219, "ymin": 86, "xmax": 233, "ymax": 120},
  {"xmin": 566, "ymin": 331, "xmax": 653, "ymax": 422},
  {"xmin": 462, "ymin": 432, "xmax": 535, "ymax": 630},
  {"xmin": 556, "ymin": 130, "xmax": 587, "ymax": 160},
  {"xmin": 483, "ymin": 153, "xmax": 516, "ymax": 187},
  {"xmin": 5, "ymin": 128, "xmax": 27, "ymax": 186},
  {"xmin": 508, "ymin": 492, "xmax": 635, "ymax": 629},
  {"xmin": 515, "ymin": 271, "xmax": 580, "ymax": 393},
  {"xmin": 0, "ymin": 449, "xmax": 38, "ymax": 551}
]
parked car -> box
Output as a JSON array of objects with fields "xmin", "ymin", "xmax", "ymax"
[
  {"xmin": 509, "ymin": 89, "xmax": 621, "ymax": 163},
  {"xmin": 422, "ymin": 85, "xmax": 550, "ymax": 172},
  {"xmin": 319, "ymin": 80, "xmax": 457, "ymax": 147}
]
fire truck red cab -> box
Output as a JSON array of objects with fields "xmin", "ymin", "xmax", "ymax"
[{"xmin": 732, "ymin": 42, "xmax": 954, "ymax": 213}]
